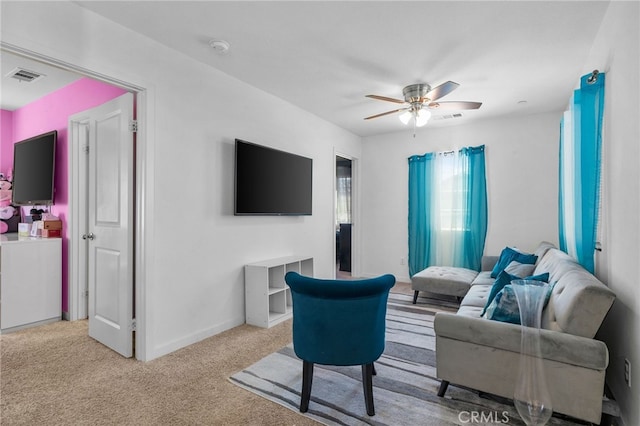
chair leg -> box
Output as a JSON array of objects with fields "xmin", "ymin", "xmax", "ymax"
[
  {"xmin": 362, "ymin": 363, "xmax": 375, "ymax": 416},
  {"xmin": 300, "ymin": 361, "xmax": 314, "ymax": 413},
  {"xmin": 437, "ymin": 380, "xmax": 449, "ymax": 397},
  {"xmin": 413, "ymin": 290, "xmax": 419, "ymax": 304}
]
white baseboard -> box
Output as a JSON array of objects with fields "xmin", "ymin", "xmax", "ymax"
[
  {"xmin": 147, "ymin": 315, "xmax": 245, "ymax": 361},
  {"xmin": 358, "ymin": 272, "xmax": 411, "ymax": 284}
]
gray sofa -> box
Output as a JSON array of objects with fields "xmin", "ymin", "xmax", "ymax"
[{"xmin": 432, "ymin": 242, "xmax": 616, "ymax": 424}]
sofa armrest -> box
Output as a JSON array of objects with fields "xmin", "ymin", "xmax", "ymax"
[
  {"xmin": 434, "ymin": 312, "xmax": 608, "ymax": 370},
  {"xmin": 481, "ymin": 255, "xmax": 499, "ymax": 271}
]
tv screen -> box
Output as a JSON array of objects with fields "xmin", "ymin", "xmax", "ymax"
[
  {"xmin": 235, "ymin": 139, "xmax": 312, "ymax": 215},
  {"xmin": 11, "ymin": 130, "xmax": 57, "ymax": 206}
]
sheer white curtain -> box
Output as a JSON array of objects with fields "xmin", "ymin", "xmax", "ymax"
[
  {"xmin": 431, "ymin": 151, "xmax": 465, "ymax": 266},
  {"xmin": 559, "ymin": 111, "xmax": 577, "ymax": 257},
  {"xmin": 335, "ymin": 164, "xmax": 351, "ymax": 226}
]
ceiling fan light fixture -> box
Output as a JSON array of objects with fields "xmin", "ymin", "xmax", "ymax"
[
  {"xmin": 399, "ymin": 108, "xmax": 431, "ymax": 127},
  {"xmin": 415, "ymin": 109, "xmax": 431, "ymax": 127},
  {"xmin": 399, "ymin": 110, "xmax": 413, "ymax": 125}
]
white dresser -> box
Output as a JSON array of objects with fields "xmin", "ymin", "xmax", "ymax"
[{"xmin": 0, "ymin": 233, "xmax": 62, "ymax": 333}]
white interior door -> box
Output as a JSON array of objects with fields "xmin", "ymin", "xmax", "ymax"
[{"xmin": 84, "ymin": 93, "xmax": 135, "ymax": 357}]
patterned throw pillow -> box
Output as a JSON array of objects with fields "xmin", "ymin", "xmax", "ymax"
[
  {"xmin": 481, "ymin": 270, "xmax": 550, "ymax": 317},
  {"xmin": 484, "ymin": 280, "xmax": 555, "ymax": 324},
  {"xmin": 484, "ymin": 284, "xmax": 521, "ymax": 324}
]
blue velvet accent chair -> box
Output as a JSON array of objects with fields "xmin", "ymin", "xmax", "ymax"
[{"xmin": 284, "ymin": 271, "xmax": 396, "ymax": 416}]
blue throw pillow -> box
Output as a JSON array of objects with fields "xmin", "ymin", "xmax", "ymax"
[
  {"xmin": 481, "ymin": 270, "xmax": 550, "ymax": 316},
  {"xmin": 484, "ymin": 280, "xmax": 555, "ymax": 324},
  {"xmin": 490, "ymin": 247, "xmax": 538, "ymax": 278}
]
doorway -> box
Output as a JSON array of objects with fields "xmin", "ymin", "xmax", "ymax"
[
  {"xmin": 336, "ymin": 155, "xmax": 352, "ymax": 279},
  {"xmin": 1, "ymin": 43, "xmax": 150, "ymax": 360}
]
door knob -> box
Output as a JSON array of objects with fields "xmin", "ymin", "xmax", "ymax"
[{"xmin": 82, "ymin": 233, "xmax": 95, "ymax": 240}]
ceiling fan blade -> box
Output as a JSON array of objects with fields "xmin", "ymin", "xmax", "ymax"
[
  {"xmin": 364, "ymin": 108, "xmax": 407, "ymax": 120},
  {"xmin": 425, "ymin": 81, "xmax": 460, "ymax": 101},
  {"xmin": 365, "ymin": 94, "xmax": 406, "ymax": 104},
  {"xmin": 428, "ymin": 101, "xmax": 482, "ymax": 110}
]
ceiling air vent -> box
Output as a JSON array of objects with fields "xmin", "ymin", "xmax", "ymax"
[
  {"xmin": 433, "ymin": 113, "xmax": 463, "ymax": 121},
  {"xmin": 6, "ymin": 67, "xmax": 45, "ymax": 83}
]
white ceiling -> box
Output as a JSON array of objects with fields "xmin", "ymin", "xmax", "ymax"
[
  {"xmin": 1, "ymin": 53, "xmax": 82, "ymax": 111},
  {"xmin": 3, "ymin": 1, "xmax": 610, "ymax": 137}
]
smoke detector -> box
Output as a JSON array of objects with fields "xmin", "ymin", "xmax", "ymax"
[
  {"xmin": 6, "ymin": 67, "xmax": 45, "ymax": 83},
  {"xmin": 209, "ymin": 39, "xmax": 230, "ymax": 55}
]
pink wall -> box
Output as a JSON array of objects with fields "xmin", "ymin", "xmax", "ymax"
[
  {"xmin": 1, "ymin": 109, "xmax": 15, "ymax": 176},
  {"xmin": 7, "ymin": 77, "xmax": 127, "ymax": 313}
]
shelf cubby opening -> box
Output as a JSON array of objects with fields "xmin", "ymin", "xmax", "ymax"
[
  {"xmin": 269, "ymin": 291, "xmax": 287, "ymax": 315},
  {"xmin": 285, "ymin": 262, "xmax": 300, "ymax": 275},
  {"xmin": 300, "ymin": 258, "xmax": 314, "ymax": 276},
  {"xmin": 268, "ymin": 265, "xmax": 286, "ymax": 289}
]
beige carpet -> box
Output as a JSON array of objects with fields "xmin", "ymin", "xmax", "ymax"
[
  {"xmin": 1, "ymin": 283, "xmax": 414, "ymax": 425},
  {"xmin": 1, "ymin": 316, "xmax": 315, "ymax": 425}
]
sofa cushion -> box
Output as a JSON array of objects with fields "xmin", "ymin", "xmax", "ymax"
[
  {"xmin": 536, "ymin": 248, "xmax": 616, "ymax": 338},
  {"xmin": 471, "ymin": 271, "xmax": 494, "ymax": 286},
  {"xmin": 534, "ymin": 241, "xmax": 556, "ymax": 261},
  {"xmin": 490, "ymin": 247, "xmax": 537, "ymax": 278},
  {"xmin": 533, "ymin": 247, "xmax": 582, "ymax": 282},
  {"xmin": 543, "ymin": 270, "xmax": 616, "ymax": 338},
  {"xmin": 460, "ymin": 284, "xmax": 491, "ymax": 308},
  {"xmin": 455, "ymin": 305, "xmax": 485, "ymax": 318}
]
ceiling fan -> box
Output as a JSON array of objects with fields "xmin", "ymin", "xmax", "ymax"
[{"xmin": 364, "ymin": 81, "xmax": 482, "ymax": 130}]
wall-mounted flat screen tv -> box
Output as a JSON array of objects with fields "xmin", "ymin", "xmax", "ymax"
[
  {"xmin": 11, "ymin": 130, "xmax": 57, "ymax": 206},
  {"xmin": 235, "ymin": 139, "xmax": 312, "ymax": 215}
]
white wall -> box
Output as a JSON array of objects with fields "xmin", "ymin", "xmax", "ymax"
[
  {"xmin": 1, "ymin": 1, "xmax": 362, "ymax": 361},
  {"xmin": 3, "ymin": 5, "xmax": 638, "ymax": 423},
  {"xmin": 587, "ymin": 2, "xmax": 640, "ymax": 425},
  {"xmin": 360, "ymin": 112, "xmax": 561, "ymax": 282}
]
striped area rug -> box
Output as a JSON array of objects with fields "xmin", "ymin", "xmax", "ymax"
[{"xmin": 229, "ymin": 292, "xmax": 583, "ymax": 426}]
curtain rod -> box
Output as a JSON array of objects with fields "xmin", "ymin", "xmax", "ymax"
[{"xmin": 587, "ymin": 69, "xmax": 599, "ymax": 84}]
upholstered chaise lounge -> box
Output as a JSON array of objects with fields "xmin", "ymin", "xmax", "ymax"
[{"xmin": 432, "ymin": 242, "xmax": 616, "ymax": 424}]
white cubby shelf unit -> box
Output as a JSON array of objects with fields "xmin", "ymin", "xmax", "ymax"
[{"xmin": 244, "ymin": 256, "xmax": 313, "ymax": 328}]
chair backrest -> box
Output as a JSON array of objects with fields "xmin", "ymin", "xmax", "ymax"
[{"xmin": 284, "ymin": 272, "xmax": 396, "ymax": 366}]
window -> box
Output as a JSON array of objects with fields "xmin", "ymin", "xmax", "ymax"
[{"xmin": 408, "ymin": 146, "xmax": 487, "ymax": 276}]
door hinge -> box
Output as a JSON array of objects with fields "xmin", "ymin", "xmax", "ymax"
[
  {"xmin": 130, "ymin": 318, "xmax": 137, "ymax": 331},
  {"xmin": 129, "ymin": 120, "xmax": 138, "ymax": 133},
  {"xmin": 83, "ymin": 145, "xmax": 89, "ymax": 154}
]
